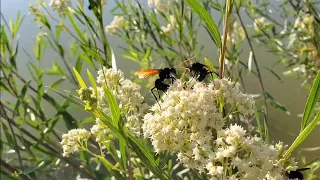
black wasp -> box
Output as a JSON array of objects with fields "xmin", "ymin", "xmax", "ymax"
[{"xmin": 134, "ymin": 68, "xmax": 176, "ymax": 105}]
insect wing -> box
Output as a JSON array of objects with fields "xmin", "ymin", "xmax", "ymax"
[{"xmin": 134, "ymin": 69, "xmax": 160, "ymax": 79}]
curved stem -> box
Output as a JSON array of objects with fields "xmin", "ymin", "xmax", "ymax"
[{"xmin": 236, "ymin": 6, "xmax": 269, "ymax": 138}]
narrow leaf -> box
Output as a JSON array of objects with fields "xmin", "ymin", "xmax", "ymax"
[
  {"xmin": 185, "ymin": 0, "xmax": 222, "ymax": 48},
  {"xmin": 301, "ymin": 71, "xmax": 320, "ymax": 130},
  {"xmin": 87, "ymin": 69, "xmax": 98, "ymax": 97},
  {"xmin": 253, "ymin": 103, "xmax": 264, "ymax": 139},
  {"xmin": 102, "ymin": 87, "xmax": 120, "ymax": 126},
  {"xmin": 46, "ymin": 86, "xmax": 84, "ymax": 108},
  {"xmin": 283, "ymin": 110, "xmax": 320, "ymax": 160},
  {"xmin": 73, "ymin": 67, "xmax": 87, "ymax": 88}
]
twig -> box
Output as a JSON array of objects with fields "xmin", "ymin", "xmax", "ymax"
[
  {"xmin": 0, "ymin": 159, "xmax": 31, "ymax": 180},
  {"xmin": 219, "ymin": 0, "xmax": 233, "ymax": 78},
  {"xmin": 236, "ymin": 5, "xmax": 269, "ymax": 139}
]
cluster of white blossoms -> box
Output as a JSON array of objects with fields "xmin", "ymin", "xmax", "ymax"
[
  {"xmin": 148, "ymin": 0, "xmax": 173, "ymax": 12},
  {"xmin": 161, "ymin": 15, "xmax": 177, "ymax": 35},
  {"xmin": 60, "ymin": 129, "xmax": 90, "ymax": 157},
  {"xmin": 96, "ymin": 67, "xmax": 149, "ymax": 137},
  {"xmin": 253, "ymin": 17, "xmax": 273, "ymax": 34},
  {"xmin": 90, "ymin": 118, "xmax": 113, "ymax": 144},
  {"xmin": 105, "ymin": 16, "xmax": 127, "ymax": 35},
  {"xmin": 288, "ymin": 14, "xmax": 315, "ymax": 49},
  {"xmin": 211, "ymin": 125, "xmax": 297, "ymax": 179},
  {"xmin": 226, "ymin": 21, "xmax": 245, "ymax": 45},
  {"xmin": 49, "ymin": 0, "xmax": 73, "ymax": 14},
  {"xmin": 143, "ymin": 79, "xmax": 297, "ymax": 179}
]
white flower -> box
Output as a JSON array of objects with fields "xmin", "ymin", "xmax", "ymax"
[
  {"xmin": 90, "ymin": 118, "xmax": 113, "ymax": 144},
  {"xmin": 160, "ymin": 15, "xmax": 178, "ymax": 35},
  {"xmin": 105, "ymin": 16, "xmax": 127, "ymax": 35},
  {"xmin": 226, "ymin": 21, "xmax": 245, "ymax": 44},
  {"xmin": 148, "ymin": 0, "xmax": 173, "ymax": 12},
  {"xmin": 49, "ymin": 0, "xmax": 73, "ymax": 13},
  {"xmin": 143, "ymin": 79, "xmax": 255, "ymax": 172},
  {"xmin": 96, "ymin": 67, "xmax": 149, "ymax": 137},
  {"xmin": 96, "ymin": 67, "xmax": 124, "ymax": 87},
  {"xmin": 60, "ymin": 129, "xmax": 90, "ymax": 157},
  {"xmin": 253, "ymin": 17, "xmax": 272, "ymax": 33}
]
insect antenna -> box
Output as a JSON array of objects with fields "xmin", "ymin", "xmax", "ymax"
[{"xmin": 175, "ymin": 56, "xmax": 196, "ymax": 68}]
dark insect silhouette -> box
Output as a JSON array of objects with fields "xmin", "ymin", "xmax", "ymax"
[
  {"xmin": 134, "ymin": 68, "xmax": 176, "ymax": 106},
  {"xmin": 177, "ymin": 58, "xmax": 218, "ymax": 81},
  {"xmin": 187, "ymin": 62, "xmax": 217, "ymax": 81},
  {"xmin": 285, "ymin": 168, "xmax": 310, "ymax": 180}
]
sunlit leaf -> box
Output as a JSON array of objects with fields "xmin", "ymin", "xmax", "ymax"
[
  {"xmin": 73, "ymin": 67, "xmax": 87, "ymax": 88},
  {"xmin": 301, "ymin": 71, "xmax": 320, "ymax": 131},
  {"xmin": 87, "ymin": 69, "xmax": 97, "ymax": 97},
  {"xmin": 283, "ymin": 110, "xmax": 320, "ymax": 160},
  {"xmin": 102, "ymin": 87, "xmax": 120, "ymax": 126},
  {"xmin": 185, "ymin": 0, "xmax": 222, "ymax": 48}
]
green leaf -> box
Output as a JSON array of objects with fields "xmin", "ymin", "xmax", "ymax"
[
  {"xmin": 75, "ymin": 57, "xmax": 83, "ymax": 72},
  {"xmin": 87, "ymin": 69, "xmax": 98, "ymax": 97},
  {"xmin": 301, "ymin": 71, "xmax": 320, "ymax": 131},
  {"xmin": 1, "ymin": 123, "xmax": 14, "ymax": 145},
  {"xmin": 71, "ymin": 47, "xmax": 95, "ymax": 67},
  {"xmin": 73, "ymin": 67, "xmax": 87, "ymax": 88},
  {"xmin": 127, "ymin": 134, "xmax": 169, "ymax": 180},
  {"xmin": 93, "ymin": 110, "xmax": 126, "ymax": 143},
  {"xmin": 13, "ymin": 11, "xmax": 25, "ymax": 37},
  {"xmin": 265, "ymin": 92, "xmax": 290, "ymax": 115},
  {"xmin": 185, "ymin": 0, "xmax": 222, "ymax": 48},
  {"xmin": 283, "ymin": 110, "xmax": 320, "ymax": 160},
  {"xmin": 46, "ymin": 86, "xmax": 85, "ymax": 109},
  {"xmin": 67, "ymin": 13, "xmax": 87, "ymax": 42},
  {"xmin": 102, "ymin": 87, "xmax": 120, "ymax": 126},
  {"xmin": 46, "ymin": 62, "xmax": 65, "ymax": 76},
  {"xmin": 204, "ymin": 57, "xmax": 218, "ymax": 79},
  {"xmin": 119, "ymin": 141, "xmax": 127, "ymax": 169},
  {"xmin": 264, "ymin": 67, "xmax": 283, "ymax": 83},
  {"xmin": 48, "ymin": 77, "xmax": 66, "ymax": 89},
  {"xmin": 253, "ymin": 103, "xmax": 264, "ymax": 139}
]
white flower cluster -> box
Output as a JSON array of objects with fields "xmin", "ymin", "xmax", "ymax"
[
  {"xmin": 96, "ymin": 67, "xmax": 149, "ymax": 137},
  {"xmin": 90, "ymin": 118, "xmax": 113, "ymax": 144},
  {"xmin": 253, "ymin": 17, "xmax": 273, "ymax": 33},
  {"xmin": 288, "ymin": 14, "xmax": 315, "ymax": 48},
  {"xmin": 148, "ymin": 0, "xmax": 173, "ymax": 12},
  {"xmin": 49, "ymin": 0, "xmax": 73, "ymax": 13},
  {"xmin": 161, "ymin": 15, "xmax": 177, "ymax": 35},
  {"xmin": 60, "ymin": 129, "xmax": 90, "ymax": 157},
  {"xmin": 97, "ymin": 67, "xmax": 124, "ymax": 87},
  {"xmin": 211, "ymin": 125, "xmax": 297, "ymax": 179},
  {"xmin": 143, "ymin": 79, "xmax": 296, "ymax": 179},
  {"xmin": 226, "ymin": 21, "xmax": 245, "ymax": 45},
  {"xmin": 105, "ymin": 16, "xmax": 127, "ymax": 35}
]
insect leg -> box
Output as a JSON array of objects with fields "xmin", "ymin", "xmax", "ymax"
[{"xmin": 151, "ymin": 87, "xmax": 161, "ymax": 108}]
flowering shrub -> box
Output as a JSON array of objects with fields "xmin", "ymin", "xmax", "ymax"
[
  {"xmin": 142, "ymin": 78, "xmax": 297, "ymax": 179},
  {"xmin": 58, "ymin": 67, "xmax": 307, "ymax": 179},
  {"xmin": 2, "ymin": 0, "xmax": 319, "ymax": 179}
]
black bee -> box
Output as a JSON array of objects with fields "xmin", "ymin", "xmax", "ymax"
[
  {"xmin": 285, "ymin": 168, "xmax": 310, "ymax": 180},
  {"xmin": 177, "ymin": 57, "xmax": 218, "ymax": 81},
  {"xmin": 187, "ymin": 62, "xmax": 217, "ymax": 81}
]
